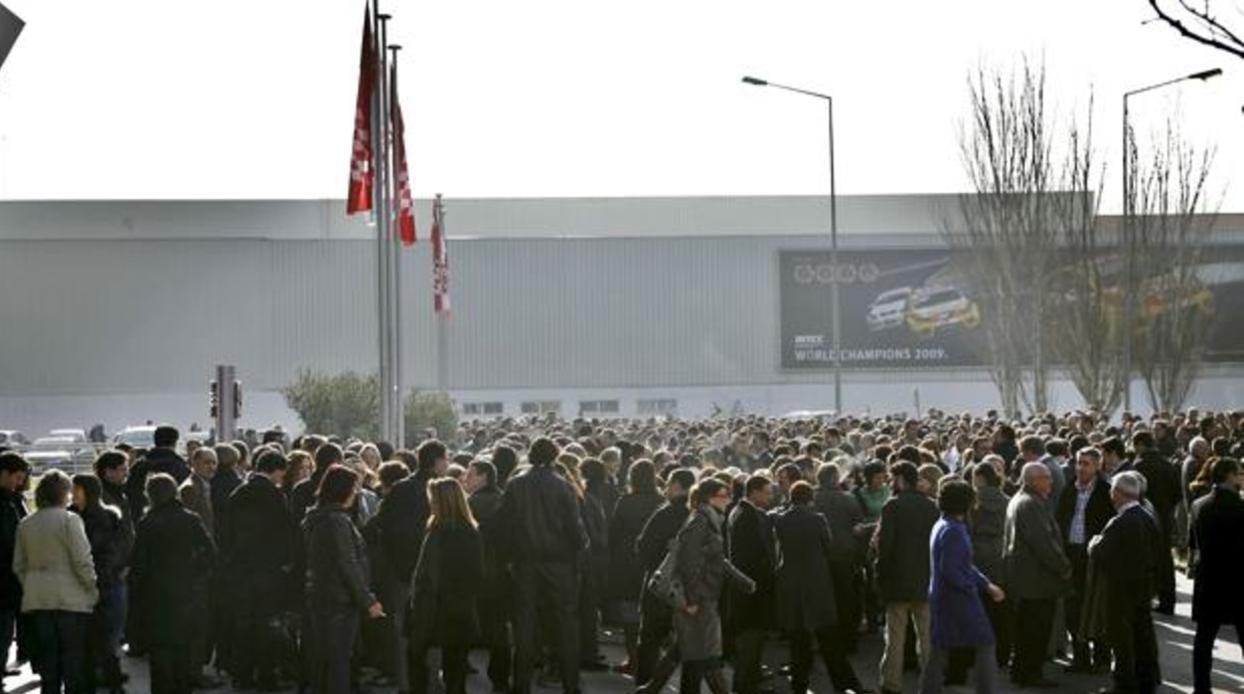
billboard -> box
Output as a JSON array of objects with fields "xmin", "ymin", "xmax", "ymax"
[{"xmin": 779, "ymin": 247, "xmax": 1244, "ymax": 370}]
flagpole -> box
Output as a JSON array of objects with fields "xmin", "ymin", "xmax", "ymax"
[
  {"xmin": 388, "ymin": 43, "xmax": 405, "ymax": 449},
  {"xmin": 376, "ymin": 10, "xmax": 394, "ymax": 444},
  {"xmin": 436, "ymin": 195, "xmax": 449, "ymax": 391},
  {"xmin": 369, "ymin": 0, "xmax": 389, "ymax": 445}
]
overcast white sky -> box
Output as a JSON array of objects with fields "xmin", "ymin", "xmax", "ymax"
[{"xmin": 0, "ymin": 0, "xmax": 1241, "ymax": 212}]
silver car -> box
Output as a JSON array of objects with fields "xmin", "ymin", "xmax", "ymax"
[{"xmin": 866, "ymin": 287, "xmax": 913, "ymax": 331}]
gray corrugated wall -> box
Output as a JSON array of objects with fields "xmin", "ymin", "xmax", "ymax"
[{"xmin": 0, "ymin": 235, "xmax": 808, "ymax": 396}]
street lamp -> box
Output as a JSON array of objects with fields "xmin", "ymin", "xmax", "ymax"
[
  {"xmin": 743, "ymin": 75, "xmax": 842, "ymax": 415},
  {"xmin": 1120, "ymin": 67, "xmax": 1221, "ymax": 411}
]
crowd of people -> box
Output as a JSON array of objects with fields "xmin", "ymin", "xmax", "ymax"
[{"xmin": 0, "ymin": 406, "xmax": 1241, "ymax": 694}]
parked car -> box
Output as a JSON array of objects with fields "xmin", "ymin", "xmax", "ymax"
[
  {"xmin": 0, "ymin": 430, "xmax": 31, "ymax": 451},
  {"xmin": 866, "ymin": 286, "xmax": 914, "ymax": 331},
  {"xmin": 113, "ymin": 425, "xmax": 157, "ymax": 449},
  {"xmin": 906, "ymin": 287, "xmax": 981, "ymax": 338},
  {"xmin": 47, "ymin": 428, "xmax": 88, "ymax": 444},
  {"xmin": 25, "ymin": 435, "xmax": 95, "ymax": 474}
]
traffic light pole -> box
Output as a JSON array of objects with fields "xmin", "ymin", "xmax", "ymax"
[{"xmin": 213, "ymin": 364, "xmax": 239, "ymax": 443}]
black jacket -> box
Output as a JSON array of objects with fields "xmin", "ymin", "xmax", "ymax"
[
  {"xmin": 1092, "ymin": 504, "xmax": 1161, "ymax": 612},
  {"xmin": 635, "ymin": 496, "xmax": 690, "ymax": 575},
  {"xmin": 468, "ymin": 484, "xmax": 509, "ymax": 600},
  {"xmin": 127, "ymin": 447, "xmax": 190, "ymax": 520},
  {"xmin": 1134, "ymin": 450, "xmax": 1180, "ymax": 530},
  {"xmin": 1189, "ymin": 486, "xmax": 1244, "ymax": 623},
  {"xmin": 210, "ymin": 470, "xmax": 241, "ymax": 542},
  {"xmin": 726, "ymin": 502, "xmax": 771, "ymax": 634},
  {"xmin": 290, "ymin": 469, "xmax": 327, "ymax": 523},
  {"xmin": 302, "ymin": 505, "xmax": 374, "ymax": 610},
  {"xmin": 222, "ymin": 474, "xmax": 297, "ymax": 604},
  {"xmin": 408, "ymin": 524, "xmax": 484, "ymax": 647},
  {"xmin": 100, "ymin": 479, "xmax": 133, "ymax": 538},
  {"xmin": 375, "ymin": 469, "xmax": 434, "ymax": 582},
  {"xmin": 607, "ymin": 491, "xmax": 663, "ymax": 601},
  {"xmin": 726, "ymin": 500, "xmax": 776, "ymax": 631},
  {"xmin": 130, "ymin": 500, "xmax": 215, "ymax": 644},
  {"xmin": 0, "ymin": 488, "xmax": 22, "ymax": 611},
  {"xmin": 814, "ymin": 487, "xmax": 865, "ymax": 564},
  {"xmin": 74, "ymin": 503, "xmax": 131, "ymax": 592},
  {"xmin": 774, "ymin": 504, "xmax": 838, "ymax": 631},
  {"xmin": 876, "ymin": 489, "xmax": 939, "ymax": 602},
  {"xmin": 493, "ymin": 465, "xmax": 587, "ymax": 564},
  {"xmin": 1055, "ymin": 477, "xmax": 1114, "ymax": 546}
]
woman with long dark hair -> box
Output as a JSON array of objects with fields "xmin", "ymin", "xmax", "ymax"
[
  {"xmin": 407, "ymin": 478, "xmax": 484, "ymax": 694},
  {"xmin": 607, "ymin": 459, "xmax": 664, "ymax": 672},
  {"xmin": 302, "ymin": 465, "xmax": 385, "ymax": 694}
]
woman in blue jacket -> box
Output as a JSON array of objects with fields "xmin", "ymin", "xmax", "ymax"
[{"xmin": 920, "ymin": 479, "xmax": 1006, "ymax": 694}]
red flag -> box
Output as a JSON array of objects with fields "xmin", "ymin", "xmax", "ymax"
[
  {"xmin": 346, "ymin": 6, "xmax": 376, "ymax": 216},
  {"xmin": 432, "ymin": 195, "xmax": 450, "ymax": 315},
  {"xmin": 391, "ymin": 62, "xmax": 416, "ymax": 245}
]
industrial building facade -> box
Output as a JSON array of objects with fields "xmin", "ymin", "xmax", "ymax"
[{"xmin": 1, "ymin": 196, "xmax": 1241, "ymax": 435}]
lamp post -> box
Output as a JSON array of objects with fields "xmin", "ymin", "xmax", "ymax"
[
  {"xmin": 743, "ymin": 75, "xmax": 842, "ymax": 415},
  {"xmin": 1121, "ymin": 67, "xmax": 1220, "ymax": 411}
]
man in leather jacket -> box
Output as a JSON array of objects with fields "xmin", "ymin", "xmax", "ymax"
[{"xmin": 494, "ymin": 437, "xmax": 588, "ymax": 694}]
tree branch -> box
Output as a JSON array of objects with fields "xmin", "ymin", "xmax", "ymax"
[{"xmin": 1149, "ymin": 0, "xmax": 1244, "ymax": 60}]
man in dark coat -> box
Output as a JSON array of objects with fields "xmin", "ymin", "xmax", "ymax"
[
  {"xmin": 493, "ymin": 438, "xmax": 588, "ymax": 694},
  {"xmin": 221, "ymin": 450, "xmax": 296, "ymax": 690},
  {"xmin": 1090, "ymin": 472, "xmax": 1162, "ymax": 694},
  {"xmin": 1131, "ymin": 431, "xmax": 1179, "ymax": 613},
  {"xmin": 209, "ymin": 444, "xmax": 244, "ymax": 533},
  {"xmin": 1188, "ymin": 456, "xmax": 1244, "ymax": 694},
  {"xmin": 1003, "ymin": 462, "xmax": 1071, "ymax": 688},
  {"xmin": 126, "ymin": 425, "xmax": 190, "ymax": 520},
  {"xmin": 1055, "ymin": 447, "xmax": 1114, "ymax": 672},
  {"xmin": 466, "ymin": 460, "xmax": 511, "ymax": 693},
  {"xmin": 633, "ymin": 468, "xmax": 695, "ymax": 691},
  {"xmin": 776, "ymin": 482, "xmax": 868, "ymax": 694},
  {"xmin": 131, "ymin": 473, "xmax": 215, "ymax": 694},
  {"xmin": 726, "ymin": 474, "xmax": 775, "ymax": 694},
  {"xmin": 875, "ymin": 461, "xmax": 938, "ymax": 694},
  {"xmin": 0, "ymin": 453, "xmax": 26, "ymax": 671},
  {"xmin": 373, "ymin": 440, "xmax": 446, "ymax": 693},
  {"xmin": 814, "ymin": 462, "xmax": 866, "ymax": 653}
]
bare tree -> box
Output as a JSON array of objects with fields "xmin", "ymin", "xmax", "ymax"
[
  {"xmin": 946, "ymin": 59, "xmax": 1060, "ymax": 416},
  {"xmin": 1047, "ymin": 102, "xmax": 1129, "ymax": 413},
  {"xmin": 1148, "ymin": 0, "xmax": 1244, "ymax": 60},
  {"xmin": 1125, "ymin": 118, "xmax": 1219, "ymax": 411}
]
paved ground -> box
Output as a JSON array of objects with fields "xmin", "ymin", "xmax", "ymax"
[{"xmin": 4, "ymin": 574, "xmax": 1241, "ymax": 693}]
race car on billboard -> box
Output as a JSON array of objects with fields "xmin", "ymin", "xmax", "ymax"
[
  {"xmin": 905, "ymin": 286, "xmax": 981, "ymax": 338},
  {"xmin": 866, "ymin": 286, "xmax": 914, "ymax": 331}
]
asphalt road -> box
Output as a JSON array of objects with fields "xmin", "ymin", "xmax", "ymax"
[{"xmin": 4, "ymin": 573, "xmax": 1241, "ymax": 693}]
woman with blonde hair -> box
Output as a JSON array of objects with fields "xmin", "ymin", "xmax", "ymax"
[{"xmin": 406, "ymin": 478, "xmax": 484, "ymax": 694}]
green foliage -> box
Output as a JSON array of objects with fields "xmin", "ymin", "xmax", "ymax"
[
  {"xmin": 282, "ymin": 369, "xmax": 380, "ymax": 441},
  {"xmin": 282, "ymin": 369, "xmax": 458, "ymax": 447},
  {"xmin": 404, "ymin": 390, "xmax": 459, "ymax": 449}
]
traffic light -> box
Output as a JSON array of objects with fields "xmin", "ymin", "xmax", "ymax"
[
  {"xmin": 233, "ymin": 380, "xmax": 243, "ymax": 417},
  {"xmin": 209, "ymin": 380, "xmax": 219, "ymax": 418}
]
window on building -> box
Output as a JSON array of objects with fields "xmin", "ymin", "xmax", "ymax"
[
  {"xmin": 520, "ymin": 400, "xmax": 561, "ymax": 415},
  {"xmin": 579, "ymin": 400, "xmax": 620, "ymax": 415},
  {"xmin": 462, "ymin": 402, "xmax": 504, "ymax": 416},
  {"xmin": 637, "ymin": 398, "xmax": 678, "ymax": 416}
]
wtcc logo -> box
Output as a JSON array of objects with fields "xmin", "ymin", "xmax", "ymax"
[{"xmin": 791, "ymin": 262, "xmax": 881, "ymax": 285}]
